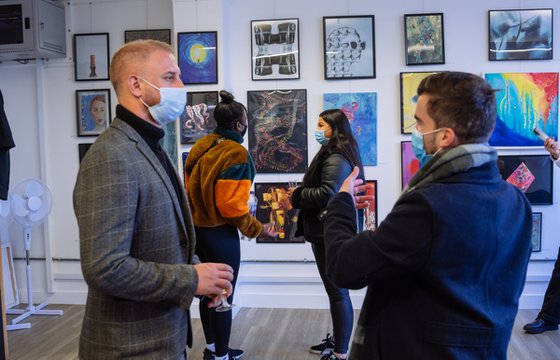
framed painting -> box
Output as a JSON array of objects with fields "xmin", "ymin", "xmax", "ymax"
[
  {"xmin": 182, "ymin": 151, "xmax": 189, "ymax": 182},
  {"xmin": 254, "ymin": 182, "xmax": 304, "ymax": 243},
  {"xmin": 162, "ymin": 121, "xmax": 178, "ymax": 169},
  {"xmin": 76, "ymin": 89, "xmax": 111, "ymax": 137},
  {"xmin": 323, "ymin": 92, "xmax": 377, "ymax": 166},
  {"xmin": 124, "ymin": 29, "xmax": 171, "ymax": 44},
  {"xmin": 78, "ymin": 143, "xmax": 93, "ymax": 163},
  {"xmin": 251, "ymin": 18, "xmax": 300, "ymax": 80},
  {"xmin": 497, "ymin": 155, "xmax": 553, "ymax": 205},
  {"xmin": 178, "ymin": 31, "xmax": 218, "ymax": 84},
  {"xmin": 404, "ymin": 13, "xmax": 445, "ymax": 65},
  {"xmin": 323, "ymin": 15, "xmax": 375, "ymax": 79},
  {"xmin": 485, "ymin": 73, "xmax": 559, "ymax": 147},
  {"xmin": 489, "ymin": 9, "xmax": 553, "ymax": 61},
  {"xmin": 531, "ymin": 212, "xmax": 542, "ymax": 252},
  {"xmin": 247, "ymin": 89, "xmax": 307, "ymax": 173},
  {"xmin": 180, "ymin": 91, "xmax": 218, "ymax": 144},
  {"xmin": 401, "ymin": 141, "xmax": 421, "ymax": 190},
  {"xmin": 363, "ymin": 180, "xmax": 378, "ymax": 231},
  {"xmin": 73, "ymin": 33, "xmax": 110, "ymax": 81},
  {"xmin": 400, "ymin": 72, "xmax": 439, "ymax": 134}
]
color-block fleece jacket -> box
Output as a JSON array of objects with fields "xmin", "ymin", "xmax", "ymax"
[{"xmin": 185, "ymin": 127, "xmax": 263, "ymax": 237}]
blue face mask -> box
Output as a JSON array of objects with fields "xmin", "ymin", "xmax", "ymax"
[
  {"xmin": 315, "ymin": 130, "xmax": 329, "ymax": 145},
  {"xmin": 139, "ymin": 77, "xmax": 187, "ymax": 126},
  {"xmin": 411, "ymin": 127, "xmax": 443, "ymax": 165}
]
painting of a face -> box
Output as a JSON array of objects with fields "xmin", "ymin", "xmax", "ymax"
[{"xmin": 90, "ymin": 98, "xmax": 106, "ymax": 127}]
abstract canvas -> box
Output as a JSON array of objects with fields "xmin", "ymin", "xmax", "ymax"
[
  {"xmin": 162, "ymin": 121, "xmax": 178, "ymax": 170},
  {"xmin": 178, "ymin": 32, "xmax": 218, "ymax": 84},
  {"xmin": 254, "ymin": 182, "xmax": 304, "ymax": 243},
  {"xmin": 485, "ymin": 73, "xmax": 559, "ymax": 147},
  {"xmin": 180, "ymin": 91, "xmax": 218, "ymax": 144},
  {"xmin": 531, "ymin": 212, "xmax": 542, "ymax": 252},
  {"xmin": 400, "ymin": 72, "xmax": 439, "ymax": 134},
  {"xmin": 247, "ymin": 90, "xmax": 307, "ymax": 173},
  {"xmin": 363, "ymin": 180, "xmax": 378, "ymax": 231},
  {"xmin": 401, "ymin": 141, "xmax": 420, "ymax": 189},
  {"xmin": 404, "ymin": 13, "xmax": 445, "ymax": 65},
  {"xmin": 498, "ymin": 155, "xmax": 552, "ymax": 205},
  {"xmin": 323, "ymin": 92, "xmax": 377, "ymax": 166}
]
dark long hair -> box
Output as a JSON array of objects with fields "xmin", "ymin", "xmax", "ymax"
[
  {"xmin": 303, "ymin": 109, "xmax": 364, "ymax": 185},
  {"xmin": 213, "ymin": 90, "xmax": 247, "ymax": 129}
]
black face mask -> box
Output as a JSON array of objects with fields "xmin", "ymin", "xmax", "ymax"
[{"xmin": 237, "ymin": 121, "xmax": 247, "ymax": 138}]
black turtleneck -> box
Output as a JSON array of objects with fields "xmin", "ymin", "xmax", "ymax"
[{"xmin": 116, "ymin": 105, "xmax": 183, "ymax": 207}]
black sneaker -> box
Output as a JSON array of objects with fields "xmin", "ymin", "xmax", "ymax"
[
  {"xmin": 309, "ymin": 333, "xmax": 335, "ymax": 355},
  {"xmin": 320, "ymin": 351, "xmax": 344, "ymax": 360},
  {"xmin": 203, "ymin": 347, "xmax": 244, "ymax": 360}
]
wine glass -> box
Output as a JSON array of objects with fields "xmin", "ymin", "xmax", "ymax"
[{"xmin": 215, "ymin": 289, "xmax": 235, "ymax": 312}]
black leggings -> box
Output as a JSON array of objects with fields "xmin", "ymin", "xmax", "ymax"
[
  {"xmin": 195, "ymin": 224, "xmax": 241, "ymax": 357},
  {"xmin": 312, "ymin": 241, "xmax": 354, "ymax": 354}
]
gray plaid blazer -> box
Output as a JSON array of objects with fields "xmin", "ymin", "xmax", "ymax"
[{"xmin": 73, "ymin": 118, "xmax": 198, "ymax": 359}]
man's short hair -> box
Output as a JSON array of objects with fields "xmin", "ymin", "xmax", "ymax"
[
  {"xmin": 109, "ymin": 40, "xmax": 174, "ymax": 96},
  {"xmin": 417, "ymin": 72, "xmax": 497, "ymax": 144}
]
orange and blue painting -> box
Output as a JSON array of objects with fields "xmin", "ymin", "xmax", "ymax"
[{"xmin": 485, "ymin": 72, "xmax": 558, "ymax": 146}]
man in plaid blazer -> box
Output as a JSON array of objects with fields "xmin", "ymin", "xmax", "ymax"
[{"xmin": 73, "ymin": 40, "xmax": 234, "ymax": 360}]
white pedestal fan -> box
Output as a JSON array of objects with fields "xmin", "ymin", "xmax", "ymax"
[{"xmin": 5, "ymin": 178, "xmax": 63, "ymax": 330}]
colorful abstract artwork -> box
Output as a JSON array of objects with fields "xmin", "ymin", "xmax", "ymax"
[
  {"xmin": 363, "ymin": 180, "xmax": 378, "ymax": 231},
  {"xmin": 401, "ymin": 141, "xmax": 420, "ymax": 189},
  {"xmin": 178, "ymin": 32, "xmax": 218, "ymax": 84},
  {"xmin": 531, "ymin": 212, "xmax": 542, "ymax": 252},
  {"xmin": 498, "ymin": 155, "xmax": 553, "ymax": 205},
  {"xmin": 254, "ymin": 182, "xmax": 304, "ymax": 243},
  {"xmin": 247, "ymin": 90, "xmax": 307, "ymax": 173},
  {"xmin": 323, "ymin": 92, "xmax": 377, "ymax": 166},
  {"xmin": 404, "ymin": 13, "xmax": 445, "ymax": 65},
  {"xmin": 180, "ymin": 91, "xmax": 218, "ymax": 144},
  {"xmin": 400, "ymin": 72, "xmax": 438, "ymax": 134},
  {"xmin": 485, "ymin": 73, "xmax": 559, "ymax": 147},
  {"xmin": 162, "ymin": 122, "xmax": 178, "ymax": 170}
]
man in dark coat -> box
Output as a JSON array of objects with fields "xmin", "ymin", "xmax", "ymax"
[
  {"xmin": 323, "ymin": 72, "xmax": 532, "ymax": 359},
  {"xmin": 0, "ymin": 89, "xmax": 15, "ymax": 200}
]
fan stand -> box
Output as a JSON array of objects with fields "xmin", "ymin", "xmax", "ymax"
[{"xmin": 6, "ymin": 227, "xmax": 63, "ymax": 330}]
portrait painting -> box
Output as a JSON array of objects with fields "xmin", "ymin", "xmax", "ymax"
[
  {"xmin": 124, "ymin": 29, "xmax": 171, "ymax": 44},
  {"xmin": 76, "ymin": 89, "xmax": 111, "ymax": 137},
  {"xmin": 404, "ymin": 13, "xmax": 445, "ymax": 65},
  {"xmin": 247, "ymin": 90, "xmax": 307, "ymax": 173},
  {"xmin": 323, "ymin": 92, "xmax": 377, "ymax": 166},
  {"xmin": 498, "ymin": 155, "xmax": 553, "ymax": 205},
  {"xmin": 400, "ymin": 72, "xmax": 439, "ymax": 134},
  {"xmin": 485, "ymin": 73, "xmax": 558, "ymax": 147},
  {"xmin": 178, "ymin": 31, "xmax": 218, "ymax": 84},
  {"xmin": 323, "ymin": 15, "xmax": 375, "ymax": 80},
  {"xmin": 73, "ymin": 33, "xmax": 110, "ymax": 81},
  {"xmin": 401, "ymin": 141, "xmax": 420, "ymax": 190},
  {"xmin": 363, "ymin": 180, "xmax": 378, "ymax": 231},
  {"xmin": 489, "ymin": 9, "xmax": 553, "ymax": 61},
  {"xmin": 254, "ymin": 182, "xmax": 304, "ymax": 243},
  {"xmin": 180, "ymin": 91, "xmax": 218, "ymax": 144},
  {"xmin": 251, "ymin": 18, "xmax": 300, "ymax": 80}
]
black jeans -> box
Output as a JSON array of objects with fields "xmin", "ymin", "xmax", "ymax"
[
  {"xmin": 538, "ymin": 246, "xmax": 560, "ymax": 324},
  {"xmin": 196, "ymin": 224, "xmax": 241, "ymax": 357},
  {"xmin": 312, "ymin": 241, "xmax": 354, "ymax": 354}
]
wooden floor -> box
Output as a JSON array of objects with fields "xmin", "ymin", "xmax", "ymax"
[{"xmin": 6, "ymin": 305, "xmax": 560, "ymax": 359}]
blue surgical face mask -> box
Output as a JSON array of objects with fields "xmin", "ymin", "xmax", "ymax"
[
  {"xmin": 411, "ymin": 127, "xmax": 443, "ymax": 165},
  {"xmin": 138, "ymin": 77, "xmax": 187, "ymax": 126},
  {"xmin": 315, "ymin": 130, "xmax": 329, "ymax": 145}
]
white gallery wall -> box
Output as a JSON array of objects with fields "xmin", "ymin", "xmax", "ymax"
[{"xmin": 0, "ymin": 0, "xmax": 558, "ymax": 311}]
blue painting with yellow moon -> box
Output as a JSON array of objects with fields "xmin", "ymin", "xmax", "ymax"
[
  {"xmin": 178, "ymin": 32, "xmax": 218, "ymax": 84},
  {"xmin": 323, "ymin": 92, "xmax": 377, "ymax": 166}
]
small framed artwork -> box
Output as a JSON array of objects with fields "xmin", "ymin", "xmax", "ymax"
[
  {"xmin": 251, "ymin": 18, "xmax": 300, "ymax": 80},
  {"xmin": 363, "ymin": 180, "xmax": 378, "ymax": 231},
  {"xmin": 400, "ymin": 72, "xmax": 439, "ymax": 134},
  {"xmin": 180, "ymin": 91, "xmax": 219, "ymax": 144},
  {"xmin": 73, "ymin": 33, "xmax": 110, "ymax": 81},
  {"xmin": 78, "ymin": 143, "xmax": 93, "ymax": 163},
  {"xmin": 323, "ymin": 15, "xmax": 375, "ymax": 80},
  {"xmin": 531, "ymin": 212, "xmax": 542, "ymax": 252},
  {"xmin": 254, "ymin": 182, "xmax": 304, "ymax": 243},
  {"xmin": 177, "ymin": 31, "xmax": 218, "ymax": 84},
  {"xmin": 497, "ymin": 155, "xmax": 553, "ymax": 205},
  {"xmin": 489, "ymin": 9, "xmax": 553, "ymax": 61},
  {"xmin": 76, "ymin": 89, "xmax": 111, "ymax": 137},
  {"xmin": 404, "ymin": 13, "xmax": 445, "ymax": 65},
  {"xmin": 401, "ymin": 141, "xmax": 421, "ymax": 190},
  {"xmin": 124, "ymin": 29, "xmax": 171, "ymax": 44}
]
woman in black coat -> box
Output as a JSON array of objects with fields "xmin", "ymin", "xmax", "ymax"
[{"xmin": 291, "ymin": 109, "xmax": 364, "ymax": 360}]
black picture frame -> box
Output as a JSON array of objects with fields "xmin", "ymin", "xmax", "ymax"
[
  {"xmin": 78, "ymin": 143, "xmax": 93, "ymax": 163},
  {"xmin": 488, "ymin": 8, "xmax": 553, "ymax": 61},
  {"xmin": 323, "ymin": 15, "xmax": 375, "ymax": 80},
  {"xmin": 75, "ymin": 89, "xmax": 112, "ymax": 137},
  {"xmin": 497, "ymin": 154, "xmax": 553, "ymax": 205},
  {"xmin": 251, "ymin": 18, "xmax": 300, "ymax": 80},
  {"xmin": 124, "ymin": 29, "xmax": 171, "ymax": 44},
  {"xmin": 531, "ymin": 212, "xmax": 542, "ymax": 252},
  {"xmin": 73, "ymin": 33, "xmax": 110, "ymax": 81},
  {"xmin": 404, "ymin": 13, "xmax": 445, "ymax": 65},
  {"xmin": 177, "ymin": 31, "xmax": 218, "ymax": 85}
]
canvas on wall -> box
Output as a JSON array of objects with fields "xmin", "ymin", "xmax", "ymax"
[
  {"xmin": 404, "ymin": 13, "xmax": 445, "ymax": 65},
  {"xmin": 531, "ymin": 212, "xmax": 542, "ymax": 252},
  {"xmin": 323, "ymin": 92, "xmax": 377, "ymax": 166},
  {"xmin": 178, "ymin": 32, "xmax": 218, "ymax": 84},
  {"xmin": 485, "ymin": 73, "xmax": 559, "ymax": 147},
  {"xmin": 363, "ymin": 180, "xmax": 378, "ymax": 231},
  {"xmin": 180, "ymin": 91, "xmax": 218, "ymax": 144},
  {"xmin": 401, "ymin": 141, "xmax": 420, "ymax": 190},
  {"xmin": 400, "ymin": 72, "xmax": 439, "ymax": 134},
  {"xmin": 498, "ymin": 155, "xmax": 553, "ymax": 205},
  {"xmin": 247, "ymin": 90, "xmax": 307, "ymax": 173}
]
